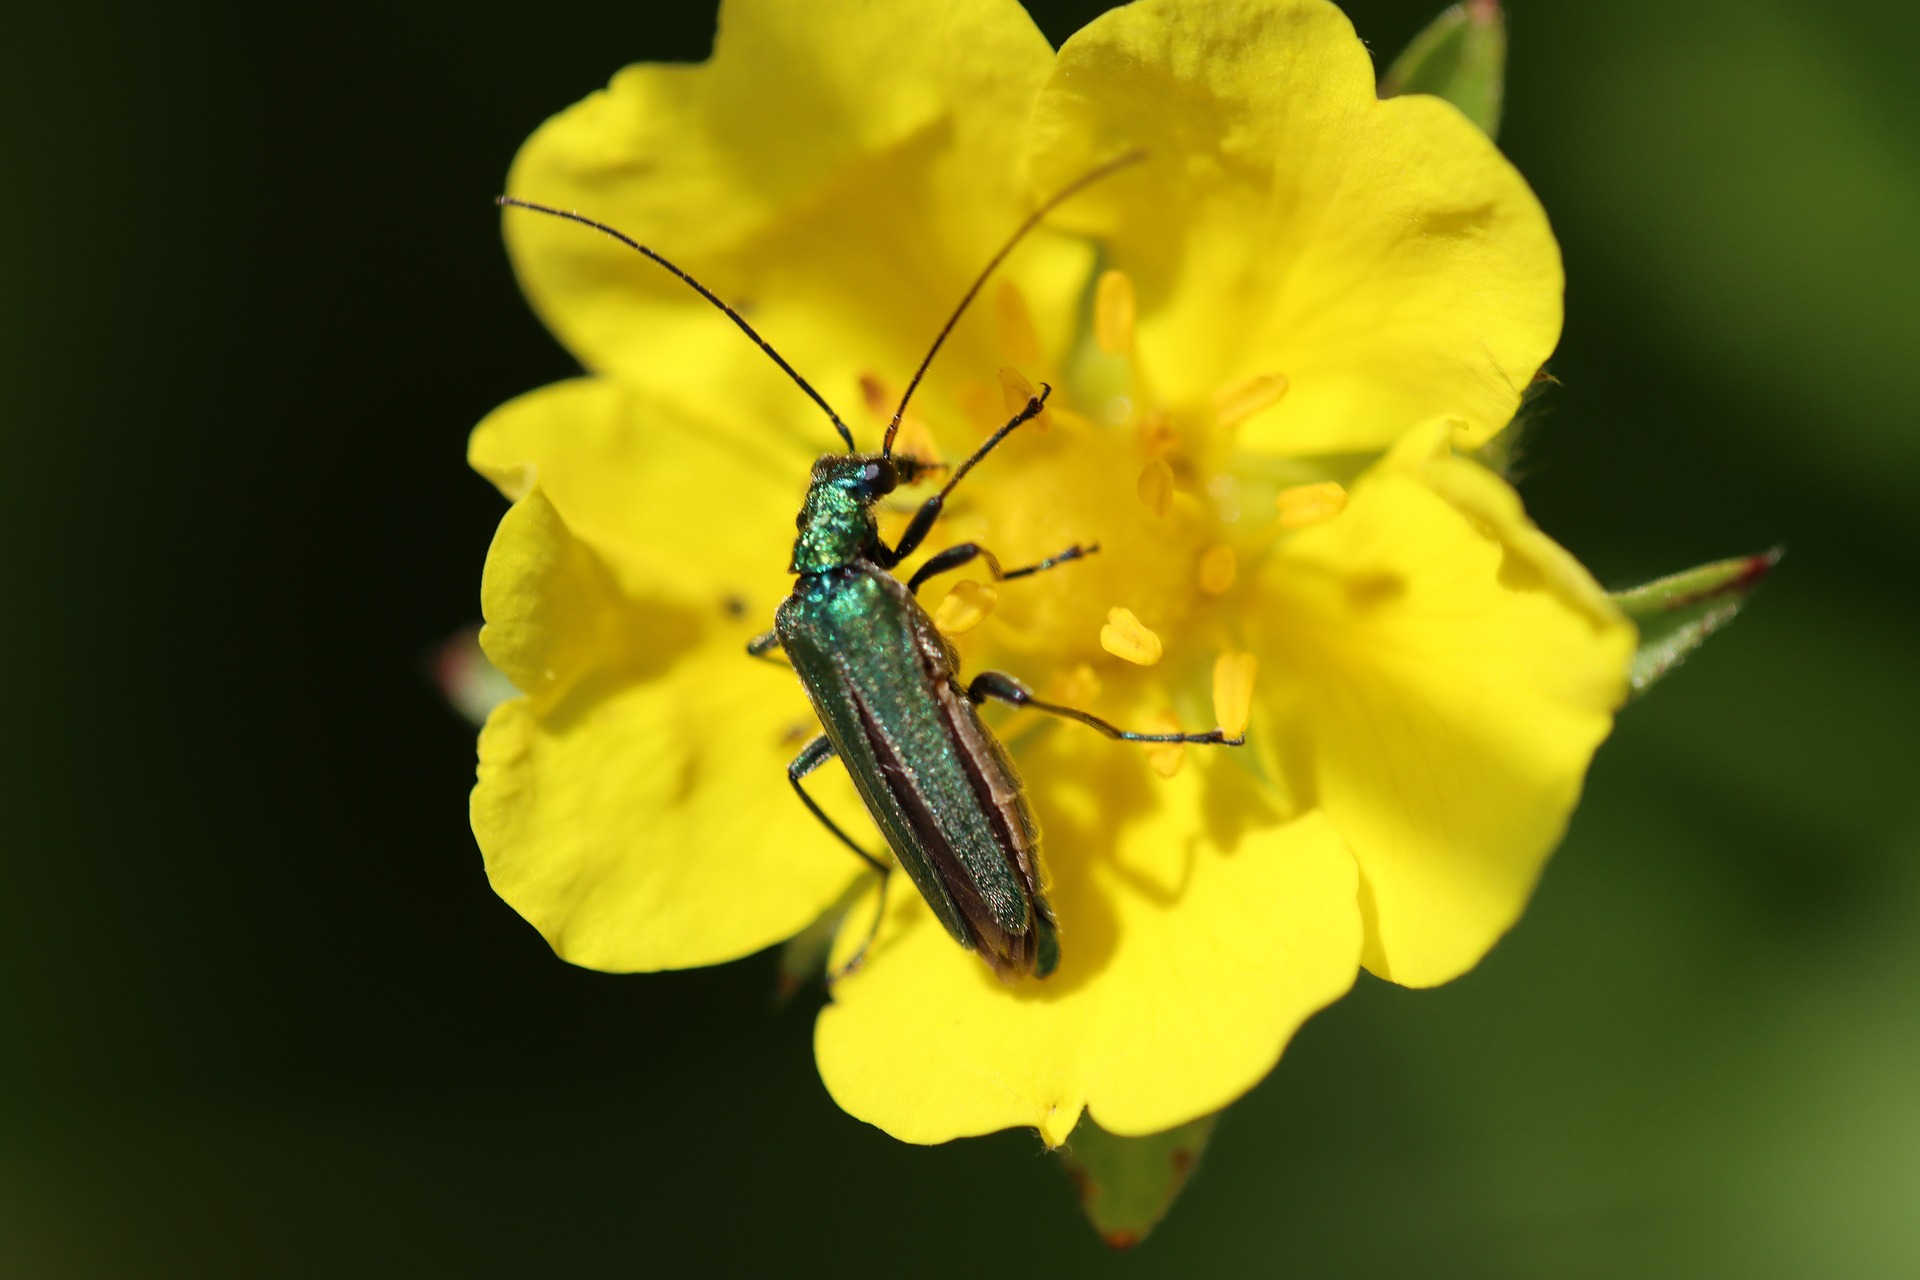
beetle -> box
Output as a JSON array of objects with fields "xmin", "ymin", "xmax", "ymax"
[{"xmin": 500, "ymin": 154, "xmax": 1243, "ymax": 982}]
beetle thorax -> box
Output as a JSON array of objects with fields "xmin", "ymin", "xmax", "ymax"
[{"xmin": 790, "ymin": 453, "xmax": 897, "ymax": 575}]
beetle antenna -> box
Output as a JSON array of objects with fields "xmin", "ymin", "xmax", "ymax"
[
  {"xmin": 498, "ymin": 196, "xmax": 857, "ymax": 452},
  {"xmin": 882, "ymin": 149, "xmax": 1146, "ymax": 458}
]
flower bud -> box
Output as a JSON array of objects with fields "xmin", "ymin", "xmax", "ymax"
[{"xmin": 1380, "ymin": 1, "xmax": 1507, "ymax": 139}]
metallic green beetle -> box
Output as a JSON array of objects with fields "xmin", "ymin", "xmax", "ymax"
[{"xmin": 501, "ymin": 157, "xmax": 1243, "ymax": 982}]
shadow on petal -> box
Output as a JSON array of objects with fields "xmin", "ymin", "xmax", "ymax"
[{"xmin": 536, "ymin": 593, "xmax": 708, "ymax": 736}]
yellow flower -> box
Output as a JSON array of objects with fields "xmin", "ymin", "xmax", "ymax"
[{"xmin": 469, "ymin": 0, "xmax": 1635, "ymax": 1148}]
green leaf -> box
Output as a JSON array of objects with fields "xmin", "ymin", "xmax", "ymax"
[
  {"xmin": 1611, "ymin": 550, "xmax": 1782, "ymax": 696},
  {"xmin": 1379, "ymin": 1, "xmax": 1508, "ymax": 139},
  {"xmin": 1056, "ymin": 1112, "xmax": 1220, "ymax": 1249}
]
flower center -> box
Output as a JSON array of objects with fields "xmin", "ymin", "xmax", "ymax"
[
  {"xmin": 907, "ymin": 274, "xmax": 1242, "ymax": 716},
  {"xmin": 882, "ymin": 272, "xmax": 1349, "ymax": 744},
  {"xmin": 955, "ymin": 418, "xmax": 1209, "ymax": 672}
]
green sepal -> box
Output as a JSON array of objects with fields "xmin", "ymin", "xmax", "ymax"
[
  {"xmin": 1473, "ymin": 369, "xmax": 1557, "ymax": 479},
  {"xmin": 1611, "ymin": 550, "xmax": 1782, "ymax": 697},
  {"xmin": 1056, "ymin": 1111, "xmax": 1220, "ymax": 1249},
  {"xmin": 1379, "ymin": 1, "xmax": 1508, "ymax": 139},
  {"xmin": 433, "ymin": 625, "xmax": 519, "ymax": 726},
  {"xmin": 773, "ymin": 879, "xmax": 867, "ymax": 1004}
]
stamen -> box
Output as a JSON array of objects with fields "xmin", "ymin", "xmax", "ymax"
[
  {"xmin": 1275, "ymin": 481, "xmax": 1349, "ymax": 529},
  {"xmin": 1094, "ymin": 269, "xmax": 1136, "ymax": 356},
  {"xmin": 1100, "ymin": 607, "xmax": 1163, "ymax": 665},
  {"xmin": 1142, "ymin": 711, "xmax": 1186, "ymax": 778},
  {"xmin": 1137, "ymin": 410, "xmax": 1178, "ymax": 456},
  {"xmin": 1197, "ymin": 545, "xmax": 1238, "ymax": 595},
  {"xmin": 998, "ymin": 366, "xmax": 1053, "ymax": 432},
  {"xmin": 1212, "ymin": 372, "xmax": 1290, "ymax": 428},
  {"xmin": 933, "ymin": 580, "xmax": 997, "ymax": 635},
  {"xmin": 995, "ymin": 280, "xmax": 1044, "ymax": 370},
  {"xmin": 858, "ymin": 372, "xmax": 891, "ymax": 419},
  {"xmin": 891, "ymin": 416, "xmax": 942, "ymax": 475},
  {"xmin": 863, "ymin": 373, "xmax": 940, "ymax": 471},
  {"xmin": 954, "ymin": 379, "xmax": 1002, "ymax": 432},
  {"xmin": 1212, "ymin": 652, "xmax": 1259, "ymax": 738},
  {"xmin": 1049, "ymin": 662, "xmax": 1102, "ymax": 708},
  {"xmin": 1136, "ymin": 458, "xmax": 1174, "ymax": 517}
]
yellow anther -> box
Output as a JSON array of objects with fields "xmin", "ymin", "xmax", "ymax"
[
  {"xmin": 861, "ymin": 372, "xmax": 941, "ymax": 471},
  {"xmin": 933, "ymin": 579, "xmax": 997, "ymax": 635},
  {"xmin": 1212, "ymin": 652, "xmax": 1259, "ymax": 739},
  {"xmin": 1197, "ymin": 544, "xmax": 1238, "ymax": 595},
  {"xmin": 954, "ymin": 379, "xmax": 1002, "ymax": 432},
  {"xmin": 1094, "ymin": 269, "xmax": 1137, "ymax": 356},
  {"xmin": 995, "ymin": 280, "xmax": 1044, "ymax": 371},
  {"xmin": 1212, "ymin": 372, "xmax": 1290, "ymax": 428},
  {"xmin": 1137, "ymin": 410, "xmax": 1178, "ymax": 456},
  {"xmin": 1049, "ymin": 662, "xmax": 1102, "ymax": 708},
  {"xmin": 858, "ymin": 372, "xmax": 892, "ymax": 420},
  {"xmin": 891, "ymin": 416, "xmax": 942, "ymax": 477},
  {"xmin": 998, "ymin": 366, "xmax": 1053, "ymax": 432},
  {"xmin": 1100, "ymin": 607, "xmax": 1163, "ymax": 666},
  {"xmin": 1275, "ymin": 481, "xmax": 1349, "ymax": 529},
  {"xmin": 1136, "ymin": 458, "xmax": 1174, "ymax": 517},
  {"xmin": 1142, "ymin": 710, "xmax": 1186, "ymax": 779}
]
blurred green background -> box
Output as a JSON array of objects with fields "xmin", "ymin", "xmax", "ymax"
[{"xmin": 7, "ymin": 0, "xmax": 1916, "ymax": 1274}]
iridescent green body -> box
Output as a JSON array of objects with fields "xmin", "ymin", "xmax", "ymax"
[{"xmin": 775, "ymin": 454, "xmax": 1059, "ymax": 980}]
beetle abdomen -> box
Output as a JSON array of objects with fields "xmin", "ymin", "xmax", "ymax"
[{"xmin": 776, "ymin": 564, "xmax": 1058, "ymax": 979}]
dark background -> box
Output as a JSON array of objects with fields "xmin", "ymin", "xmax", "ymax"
[{"xmin": 8, "ymin": 1, "xmax": 1918, "ymax": 1274}]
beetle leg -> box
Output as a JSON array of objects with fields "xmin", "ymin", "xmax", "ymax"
[
  {"xmin": 883, "ymin": 385, "xmax": 1053, "ymax": 566},
  {"xmin": 788, "ymin": 736, "xmax": 890, "ymax": 876},
  {"xmin": 908, "ymin": 543, "xmax": 1002, "ymax": 592},
  {"xmin": 906, "ymin": 541, "xmax": 1099, "ymax": 595},
  {"xmin": 966, "ymin": 670, "xmax": 1246, "ymax": 746},
  {"xmin": 746, "ymin": 629, "xmax": 789, "ymax": 665},
  {"xmin": 831, "ymin": 871, "xmax": 891, "ymax": 982},
  {"xmin": 787, "ymin": 735, "xmax": 892, "ymax": 979}
]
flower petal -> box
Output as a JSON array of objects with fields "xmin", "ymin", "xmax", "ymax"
[
  {"xmin": 1254, "ymin": 422, "xmax": 1634, "ymax": 987},
  {"xmin": 505, "ymin": 0, "xmax": 1089, "ymax": 445},
  {"xmin": 815, "ymin": 741, "xmax": 1360, "ymax": 1145},
  {"xmin": 1031, "ymin": 0, "xmax": 1562, "ymax": 452},
  {"xmin": 470, "ymin": 376, "xmax": 806, "ymax": 614},
  {"xmin": 476, "ymin": 480, "xmax": 633, "ymax": 710},
  {"xmin": 472, "ymin": 475, "xmax": 867, "ymax": 971}
]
